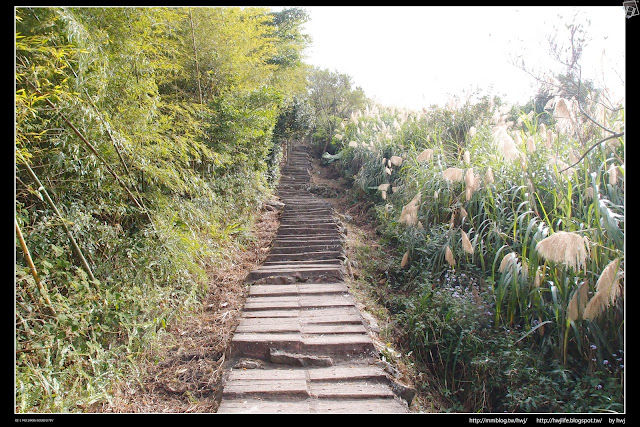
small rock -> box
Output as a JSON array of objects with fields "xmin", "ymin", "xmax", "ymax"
[
  {"xmin": 270, "ymin": 348, "xmax": 333, "ymax": 367},
  {"xmin": 390, "ymin": 381, "xmax": 417, "ymax": 406},
  {"xmin": 234, "ymin": 359, "xmax": 264, "ymax": 369}
]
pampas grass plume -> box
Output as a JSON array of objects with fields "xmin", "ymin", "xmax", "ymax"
[
  {"xmin": 568, "ymin": 282, "xmax": 589, "ymax": 321},
  {"xmin": 539, "ymin": 123, "xmax": 547, "ymax": 136},
  {"xmin": 584, "ymin": 187, "xmax": 594, "ymax": 200},
  {"xmin": 399, "ymin": 192, "xmax": 421, "ymax": 226},
  {"xmin": 461, "ymin": 230, "xmax": 474, "ymax": 254},
  {"xmin": 485, "ymin": 167, "xmax": 494, "ymax": 184},
  {"xmin": 583, "ymin": 258, "xmax": 622, "ymax": 320},
  {"xmin": 554, "ymin": 98, "xmax": 571, "ymax": 119},
  {"xmin": 443, "ymin": 167, "xmax": 464, "ymax": 182},
  {"xmin": 526, "ymin": 136, "xmax": 536, "ymax": 153},
  {"xmin": 535, "ymin": 231, "xmax": 590, "ymax": 271},
  {"xmin": 445, "ymin": 245, "xmax": 455, "ymax": 267},
  {"xmin": 417, "ymin": 149, "xmax": 433, "ymax": 163},
  {"xmin": 401, "ymin": 251, "xmax": 409, "ymax": 268},
  {"xmin": 499, "ymin": 252, "xmax": 517, "ymax": 273},
  {"xmin": 608, "ymin": 163, "xmax": 618, "ymax": 185},
  {"xmin": 390, "ymin": 156, "xmax": 403, "ymax": 167}
]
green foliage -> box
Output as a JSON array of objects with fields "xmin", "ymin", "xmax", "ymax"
[
  {"xmin": 324, "ymin": 83, "xmax": 623, "ymax": 411},
  {"xmin": 15, "ymin": 6, "xmax": 309, "ymax": 412},
  {"xmin": 307, "ymin": 67, "xmax": 368, "ymax": 154}
]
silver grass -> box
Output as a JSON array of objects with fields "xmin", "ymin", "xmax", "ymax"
[
  {"xmin": 535, "ymin": 231, "xmax": 590, "ymax": 271},
  {"xmin": 461, "ymin": 230, "xmax": 474, "ymax": 254},
  {"xmin": 568, "ymin": 282, "xmax": 589, "ymax": 321},
  {"xmin": 583, "ymin": 259, "xmax": 622, "ymax": 321},
  {"xmin": 417, "ymin": 149, "xmax": 434, "ymax": 162},
  {"xmin": 499, "ymin": 252, "xmax": 518, "ymax": 273},
  {"xmin": 399, "ymin": 192, "xmax": 421, "ymax": 226},
  {"xmin": 443, "ymin": 167, "xmax": 464, "ymax": 182},
  {"xmin": 445, "ymin": 245, "xmax": 455, "ymax": 267},
  {"xmin": 464, "ymin": 168, "xmax": 480, "ymax": 201},
  {"xmin": 401, "ymin": 251, "xmax": 409, "ymax": 268},
  {"xmin": 545, "ymin": 129, "xmax": 554, "ymax": 149}
]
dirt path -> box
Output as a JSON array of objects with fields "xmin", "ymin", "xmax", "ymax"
[{"xmin": 216, "ymin": 144, "xmax": 409, "ymax": 413}]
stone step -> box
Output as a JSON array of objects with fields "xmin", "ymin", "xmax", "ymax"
[
  {"xmin": 248, "ymin": 283, "xmax": 348, "ymax": 297},
  {"xmin": 264, "ymin": 251, "xmax": 343, "ymax": 262},
  {"xmin": 219, "ymin": 144, "xmax": 409, "ymax": 414},
  {"xmin": 263, "ymin": 259, "xmax": 343, "ymax": 267},
  {"xmin": 230, "ymin": 333, "xmax": 375, "ymax": 360},
  {"xmin": 242, "ymin": 293, "xmax": 355, "ymax": 311},
  {"xmin": 277, "ymin": 222, "xmax": 338, "ymax": 231},
  {"xmin": 244, "ymin": 267, "xmax": 344, "ymax": 284}
]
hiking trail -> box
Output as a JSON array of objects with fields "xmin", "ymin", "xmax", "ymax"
[{"xmin": 216, "ymin": 144, "xmax": 409, "ymax": 413}]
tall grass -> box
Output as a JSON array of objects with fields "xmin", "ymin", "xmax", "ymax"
[{"xmin": 327, "ymin": 92, "xmax": 624, "ymax": 412}]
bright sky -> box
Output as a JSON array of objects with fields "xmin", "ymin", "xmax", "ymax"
[{"xmin": 287, "ymin": 6, "xmax": 625, "ymax": 111}]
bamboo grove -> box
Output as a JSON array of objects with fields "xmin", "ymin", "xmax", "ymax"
[{"xmin": 15, "ymin": 6, "xmax": 311, "ymax": 411}]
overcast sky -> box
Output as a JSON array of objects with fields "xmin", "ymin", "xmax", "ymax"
[{"xmin": 289, "ymin": 6, "xmax": 625, "ymax": 110}]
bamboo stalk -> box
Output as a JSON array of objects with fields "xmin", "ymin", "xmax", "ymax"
[
  {"xmin": 189, "ymin": 9, "xmax": 203, "ymax": 105},
  {"xmin": 17, "ymin": 152, "xmax": 97, "ymax": 283},
  {"xmin": 15, "ymin": 219, "xmax": 57, "ymax": 317},
  {"xmin": 81, "ymin": 88, "xmax": 156, "ymax": 231},
  {"xmin": 26, "ymin": 81, "xmax": 153, "ymax": 227},
  {"xmin": 82, "ymin": 87, "xmax": 133, "ymax": 179}
]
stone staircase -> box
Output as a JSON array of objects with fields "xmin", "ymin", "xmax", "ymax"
[{"xmin": 217, "ymin": 144, "xmax": 409, "ymax": 413}]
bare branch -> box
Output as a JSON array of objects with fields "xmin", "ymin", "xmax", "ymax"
[{"xmin": 558, "ymin": 132, "xmax": 623, "ymax": 173}]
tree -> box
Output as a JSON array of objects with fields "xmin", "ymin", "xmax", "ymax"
[{"xmin": 307, "ymin": 67, "xmax": 368, "ymax": 153}]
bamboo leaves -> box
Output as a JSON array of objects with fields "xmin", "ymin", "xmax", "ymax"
[{"xmin": 15, "ymin": 6, "xmax": 310, "ymax": 411}]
